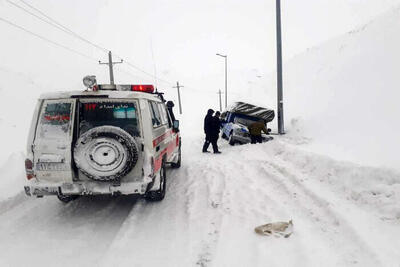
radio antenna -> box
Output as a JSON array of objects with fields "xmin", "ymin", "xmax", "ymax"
[{"xmin": 150, "ymin": 38, "xmax": 158, "ymax": 89}]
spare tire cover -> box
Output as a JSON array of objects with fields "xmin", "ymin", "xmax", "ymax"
[{"xmin": 74, "ymin": 126, "xmax": 138, "ymax": 181}]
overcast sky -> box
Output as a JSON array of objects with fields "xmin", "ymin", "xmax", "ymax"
[{"xmin": 1, "ymin": 0, "xmax": 399, "ymax": 98}]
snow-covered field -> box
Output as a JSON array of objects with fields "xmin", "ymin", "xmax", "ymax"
[
  {"xmin": 1, "ymin": 2, "xmax": 400, "ymax": 267},
  {"xmin": 0, "ymin": 136, "xmax": 399, "ymax": 266}
]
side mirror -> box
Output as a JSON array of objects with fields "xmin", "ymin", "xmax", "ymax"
[{"xmin": 173, "ymin": 120, "xmax": 180, "ymax": 132}]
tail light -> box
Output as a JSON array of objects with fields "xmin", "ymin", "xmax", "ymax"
[{"xmin": 25, "ymin": 159, "xmax": 34, "ymax": 180}]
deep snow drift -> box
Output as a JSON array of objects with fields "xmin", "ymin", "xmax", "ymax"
[
  {"xmin": 0, "ymin": 4, "xmax": 400, "ymax": 267},
  {"xmin": 267, "ymin": 7, "xmax": 400, "ymax": 170},
  {"xmin": 0, "ymin": 137, "xmax": 399, "ymax": 267}
]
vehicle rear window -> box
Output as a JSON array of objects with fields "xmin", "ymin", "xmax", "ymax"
[
  {"xmin": 79, "ymin": 101, "xmax": 140, "ymax": 137},
  {"xmin": 37, "ymin": 101, "xmax": 73, "ymax": 139}
]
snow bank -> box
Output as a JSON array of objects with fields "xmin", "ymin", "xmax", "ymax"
[
  {"xmin": 0, "ymin": 152, "xmax": 26, "ymax": 202},
  {"xmin": 270, "ymin": 7, "xmax": 400, "ymax": 170},
  {"xmin": 0, "ymin": 66, "xmax": 47, "ymax": 165},
  {"xmin": 271, "ymin": 138, "xmax": 400, "ymax": 221},
  {"xmin": 0, "ymin": 66, "xmax": 50, "ymax": 200}
]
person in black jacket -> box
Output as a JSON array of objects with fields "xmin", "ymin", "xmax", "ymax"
[
  {"xmin": 210, "ymin": 111, "xmax": 221, "ymax": 153},
  {"xmin": 202, "ymin": 109, "xmax": 220, "ymax": 153}
]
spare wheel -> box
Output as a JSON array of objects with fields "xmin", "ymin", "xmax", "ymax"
[{"xmin": 74, "ymin": 126, "xmax": 138, "ymax": 181}]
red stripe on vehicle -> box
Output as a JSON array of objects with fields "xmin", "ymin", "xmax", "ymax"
[
  {"xmin": 154, "ymin": 147, "xmax": 168, "ymax": 172},
  {"xmin": 152, "ymin": 130, "xmax": 172, "ymax": 147}
]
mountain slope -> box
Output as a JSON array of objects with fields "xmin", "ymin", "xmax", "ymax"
[{"xmin": 271, "ymin": 7, "xmax": 400, "ymax": 170}]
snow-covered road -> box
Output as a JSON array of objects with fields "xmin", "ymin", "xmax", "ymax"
[{"xmin": 0, "ymin": 136, "xmax": 399, "ymax": 267}]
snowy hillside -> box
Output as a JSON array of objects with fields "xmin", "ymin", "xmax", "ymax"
[
  {"xmin": 269, "ymin": 7, "xmax": 400, "ymax": 170},
  {"xmin": 1, "ymin": 3, "xmax": 400, "ymax": 267}
]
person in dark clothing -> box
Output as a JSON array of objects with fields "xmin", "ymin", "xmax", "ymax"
[
  {"xmin": 202, "ymin": 109, "xmax": 221, "ymax": 153},
  {"xmin": 166, "ymin": 101, "xmax": 176, "ymax": 122},
  {"xmin": 210, "ymin": 111, "xmax": 221, "ymax": 153},
  {"xmin": 248, "ymin": 119, "xmax": 269, "ymax": 144},
  {"xmin": 202, "ymin": 109, "xmax": 214, "ymax": 153}
]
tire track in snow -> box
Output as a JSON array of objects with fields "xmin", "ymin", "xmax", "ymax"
[
  {"xmin": 0, "ymin": 195, "xmax": 137, "ymax": 266},
  {"xmin": 260, "ymin": 160, "xmax": 383, "ymax": 266},
  {"xmin": 0, "ymin": 191, "xmax": 29, "ymax": 216},
  {"xmin": 184, "ymin": 156, "xmax": 227, "ymax": 267},
  {"xmin": 99, "ymin": 166, "xmax": 194, "ymax": 267},
  {"xmin": 227, "ymin": 157, "xmax": 310, "ymax": 267}
]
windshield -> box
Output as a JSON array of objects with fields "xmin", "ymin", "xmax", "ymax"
[{"xmin": 79, "ymin": 100, "xmax": 140, "ymax": 137}]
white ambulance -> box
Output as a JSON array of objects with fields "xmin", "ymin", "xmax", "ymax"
[{"xmin": 24, "ymin": 76, "xmax": 181, "ymax": 202}]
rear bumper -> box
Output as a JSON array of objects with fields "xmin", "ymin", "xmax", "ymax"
[{"xmin": 24, "ymin": 180, "xmax": 151, "ymax": 197}]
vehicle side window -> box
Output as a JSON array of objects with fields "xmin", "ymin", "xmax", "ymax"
[
  {"xmin": 158, "ymin": 103, "xmax": 169, "ymax": 125},
  {"xmin": 149, "ymin": 101, "xmax": 161, "ymax": 127}
]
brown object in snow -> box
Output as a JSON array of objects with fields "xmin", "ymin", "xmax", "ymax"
[{"xmin": 254, "ymin": 220, "xmax": 293, "ymax": 238}]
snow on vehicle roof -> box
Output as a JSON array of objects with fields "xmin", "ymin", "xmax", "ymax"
[
  {"xmin": 39, "ymin": 90, "xmax": 163, "ymax": 101},
  {"xmin": 224, "ymin": 101, "xmax": 275, "ymax": 123}
]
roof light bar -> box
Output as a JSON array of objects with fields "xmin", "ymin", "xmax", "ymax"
[{"xmin": 131, "ymin": 85, "xmax": 154, "ymax": 93}]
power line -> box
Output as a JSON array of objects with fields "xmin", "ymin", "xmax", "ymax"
[
  {"xmin": 122, "ymin": 60, "xmax": 174, "ymax": 86},
  {"xmin": 16, "ymin": 0, "xmax": 108, "ymax": 53},
  {"xmin": 115, "ymin": 65, "xmax": 152, "ymax": 83},
  {"xmin": 0, "ymin": 16, "xmax": 97, "ymax": 61},
  {"xmin": 13, "ymin": 0, "xmax": 174, "ymax": 86},
  {"xmin": 6, "ymin": 0, "xmax": 74, "ymax": 40},
  {"xmin": 0, "ymin": 15, "xmax": 162, "ymax": 86},
  {"xmin": 6, "ymin": 0, "xmax": 173, "ymax": 85},
  {"xmin": 4, "ymin": 0, "xmax": 176, "ymax": 87}
]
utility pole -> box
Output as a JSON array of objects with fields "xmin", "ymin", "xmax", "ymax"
[
  {"xmin": 216, "ymin": 53, "xmax": 228, "ymax": 108},
  {"xmin": 99, "ymin": 51, "xmax": 123, "ymax": 85},
  {"xmin": 276, "ymin": 0, "xmax": 285, "ymax": 134},
  {"xmin": 173, "ymin": 81, "xmax": 183, "ymax": 114},
  {"xmin": 217, "ymin": 89, "xmax": 224, "ymax": 112},
  {"xmin": 224, "ymin": 56, "xmax": 228, "ymax": 108}
]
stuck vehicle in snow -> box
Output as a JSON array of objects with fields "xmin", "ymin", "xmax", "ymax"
[
  {"xmin": 24, "ymin": 77, "xmax": 181, "ymax": 202},
  {"xmin": 220, "ymin": 102, "xmax": 275, "ymax": 145}
]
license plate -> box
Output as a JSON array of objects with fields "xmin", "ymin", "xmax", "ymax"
[{"xmin": 36, "ymin": 162, "xmax": 68, "ymax": 171}]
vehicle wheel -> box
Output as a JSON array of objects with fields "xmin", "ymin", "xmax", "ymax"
[
  {"xmin": 74, "ymin": 126, "xmax": 139, "ymax": 182},
  {"xmin": 171, "ymin": 145, "xmax": 181, "ymax": 168},
  {"xmin": 57, "ymin": 194, "xmax": 79, "ymax": 203},
  {"xmin": 145, "ymin": 161, "xmax": 166, "ymax": 201},
  {"xmin": 228, "ymin": 133, "xmax": 236, "ymax": 146}
]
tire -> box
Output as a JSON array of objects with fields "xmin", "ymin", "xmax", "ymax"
[
  {"xmin": 171, "ymin": 145, "xmax": 181, "ymax": 168},
  {"xmin": 145, "ymin": 161, "xmax": 166, "ymax": 201},
  {"xmin": 57, "ymin": 194, "xmax": 79, "ymax": 203},
  {"xmin": 74, "ymin": 126, "xmax": 138, "ymax": 182},
  {"xmin": 228, "ymin": 133, "xmax": 236, "ymax": 146}
]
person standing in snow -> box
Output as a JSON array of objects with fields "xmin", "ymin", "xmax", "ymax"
[
  {"xmin": 248, "ymin": 119, "xmax": 269, "ymax": 144},
  {"xmin": 202, "ymin": 109, "xmax": 220, "ymax": 153},
  {"xmin": 210, "ymin": 111, "xmax": 222, "ymax": 153}
]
